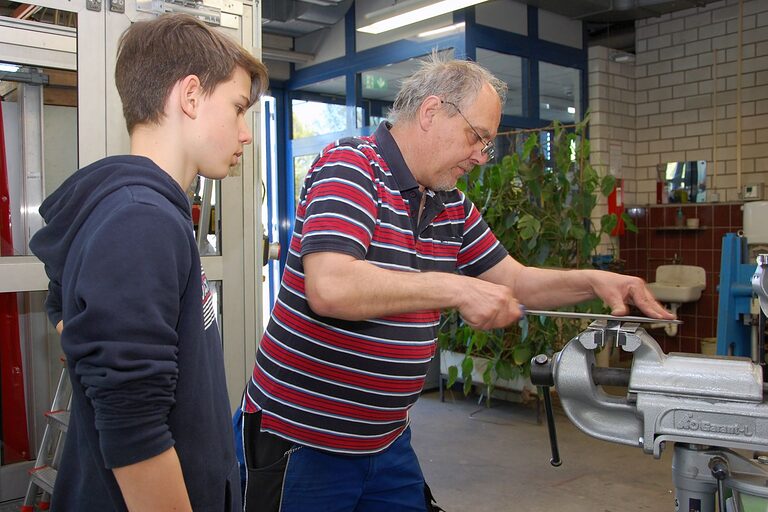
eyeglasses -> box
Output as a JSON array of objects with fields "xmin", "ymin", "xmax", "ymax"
[{"xmin": 441, "ymin": 100, "xmax": 495, "ymax": 160}]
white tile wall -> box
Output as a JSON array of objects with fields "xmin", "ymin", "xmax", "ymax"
[{"xmin": 589, "ymin": 0, "xmax": 768, "ymax": 207}]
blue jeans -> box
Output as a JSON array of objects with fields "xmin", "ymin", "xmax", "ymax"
[
  {"xmin": 241, "ymin": 410, "xmax": 427, "ymax": 512},
  {"xmin": 281, "ymin": 427, "xmax": 427, "ymax": 512}
]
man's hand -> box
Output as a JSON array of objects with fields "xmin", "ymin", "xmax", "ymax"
[
  {"xmin": 591, "ymin": 272, "xmax": 675, "ymax": 319},
  {"xmin": 455, "ymin": 278, "xmax": 525, "ymax": 330}
]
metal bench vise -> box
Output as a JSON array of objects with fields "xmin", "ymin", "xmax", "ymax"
[{"xmin": 531, "ymin": 260, "xmax": 768, "ymax": 511}]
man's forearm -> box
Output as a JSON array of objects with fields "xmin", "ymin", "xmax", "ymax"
[
  {"xmin": 303, "ymin": 252, "xmax": 523, "ymax": 329},
  {"xmin": 304, "ymin": 253, "xmax": 466, "ymax": 319},
  {"xmin": 512, "ymin": 266, "xmax": 597, "ymax": 309},
  {"xmin": 113, "ymin": 447, "xmax": 192, "ymax": 512},
  {"xmin": 478, "ymin": 256, "xmax": 672, "ymax": 319}
]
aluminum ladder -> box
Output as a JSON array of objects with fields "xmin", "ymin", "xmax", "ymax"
[{"xmin": 21, "ymin": 362, "xmax": 71, "ymax": 512}]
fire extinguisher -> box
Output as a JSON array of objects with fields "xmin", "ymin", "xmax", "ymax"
[{"xmin": 607, "ymin": 179, "xmax": 625, "ymax": 236}]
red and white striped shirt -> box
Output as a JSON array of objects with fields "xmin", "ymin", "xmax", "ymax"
[{"xmin": 243, "ymin": 122, "xmax": 507, "ymax": 454}]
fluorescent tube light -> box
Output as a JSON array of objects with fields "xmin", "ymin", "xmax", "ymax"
[
  {"xmin": 418, "ymin": 22, "xmax": 465, "ymax": 38},
  {"xmin": 262, "ymin": 47, "xmax": 315, "ymax": 64},
  {"xmin": 609, "ymin": 50, "xmax": 635, "ymax": 63},
  {"xmin": 0, "ymin": 63, "xmax": 21, "ymax": 73},
  {"xmin": 358, "ymin": 0, "xmax": 489, "ymax": 35}
]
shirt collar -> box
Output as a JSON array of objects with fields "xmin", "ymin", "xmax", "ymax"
[{"xmin": 373, "ymin": 121, "xmax": 419, "ymax": 192}]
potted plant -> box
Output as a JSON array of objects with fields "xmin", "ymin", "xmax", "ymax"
[{"xmin": 438, "ymin": 116, "xmax": 635, "ymax": 401}]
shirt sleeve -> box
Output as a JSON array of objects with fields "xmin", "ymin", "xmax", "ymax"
[
  {"xmin": 299, "ymin": 143, "xmax": 379, "ymax": 260},
  {"xmin": 457, "ymin": 195, "xmax": 508, "ymax": 276},
  {"xmin": 63, "ymin": 202, "xmax": 191, "ymax": 468}
]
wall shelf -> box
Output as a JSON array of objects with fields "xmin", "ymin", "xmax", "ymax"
[{"xmin": 654, "ymin": 226, "xmax": 709, "ymax": 231}]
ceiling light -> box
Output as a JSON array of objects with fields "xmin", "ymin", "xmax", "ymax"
[
  {"xmin": 0, "ymin": 63, "xmax": 21, "ymax": 73},
  {"xmin": 262, "ymin": 47, "xmax": 314, "ymax": 64},
  {"xmin": 567, "ymin": 106, "xmax": 576, "ymax": 114},
  {"xmin": 418, "ymin": 22, "xmax": 465, "ymax": 38},
  {"xmin": 609, "ymin": 50, "xmax": 635, "ymax": 63},
  {"xmin": 358, "ymin": 0, "xmax": 489, "ymax": 35}
]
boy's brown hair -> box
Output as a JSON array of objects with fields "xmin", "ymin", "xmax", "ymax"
[{"xmin": 115, "ymin": 13, "xmax": 268, "ymax": 133}]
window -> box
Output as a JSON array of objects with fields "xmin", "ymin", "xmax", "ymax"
[{"xmin": 539, "ymin": 62, "xmax": 581, "ymax": 123}]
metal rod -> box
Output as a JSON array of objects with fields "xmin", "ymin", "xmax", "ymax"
[
  {"xmin": 592, "ymin": 366, "xmax": 630, "ymax": 387},
  {"xmin": 760, "ymin": 309, "xmax": 766, "ymax": 382},
  {"xmin": 541, "ymin": 386, "xmax": 562, "ymax": 467},
  {"xmin": 524, "ymin": 309, "xmax": 682, "ymax": 325}
]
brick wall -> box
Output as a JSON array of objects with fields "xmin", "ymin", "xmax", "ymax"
[
  {"xmin": 630, "ymin": 0, "xmax": 768, "ymax": 205},
  {"xmin": 588, "ymin": 46, "xmax": 637, "ymax": 252}
]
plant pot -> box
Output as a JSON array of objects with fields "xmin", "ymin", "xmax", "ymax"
[{"xmin": 439, "ymin": 350, "xmax": 535, "ymax": 393}]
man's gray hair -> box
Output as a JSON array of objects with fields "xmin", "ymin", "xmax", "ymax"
[{"xmin": 388, "ymin": 52, "xmax": 507, "ymax": 124}]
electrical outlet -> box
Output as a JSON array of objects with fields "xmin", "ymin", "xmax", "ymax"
[{"xmin": 743, "ymin": 183, "xmax": 764, "ymax": 201}]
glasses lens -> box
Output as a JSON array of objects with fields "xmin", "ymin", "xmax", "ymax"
[{"xmin": 483, "ymin": 142, "xmax": 495, "ymax": 160}]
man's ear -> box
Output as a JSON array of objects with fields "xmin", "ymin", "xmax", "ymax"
[
  {"xmin": 178, "ymin": 75, "xmax": 203, "ymax": 119},
  {"xmin": 418, "ymin": 95, "xmax": 442, "ymax": 131}
]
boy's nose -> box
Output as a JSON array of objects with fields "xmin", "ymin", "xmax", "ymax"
[{"xmin": 241, "ymin": 122, "xmax": 253, "ymax": 145}]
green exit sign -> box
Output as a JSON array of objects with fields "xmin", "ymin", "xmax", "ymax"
[{"xmin": 363, "ymin": 75, "xmax": 387, "ymax": 90}]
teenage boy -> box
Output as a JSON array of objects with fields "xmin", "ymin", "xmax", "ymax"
[{"xmin": 29, "ymin": 13, "xmax": 268, "ymax": 511}]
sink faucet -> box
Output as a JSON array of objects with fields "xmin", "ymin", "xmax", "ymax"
[{"xmin": 649, "ymin": 254, "xmax": 683, "ymax": 265}]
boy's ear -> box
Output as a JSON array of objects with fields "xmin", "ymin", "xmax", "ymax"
[{"xmin": 179, "ymin": 74, "xmax": 203, "ymax": 119}]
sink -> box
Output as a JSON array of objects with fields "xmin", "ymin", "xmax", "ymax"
[{"xmin": 648, "ymin": 265, "xmax": 706, "ymax": 303}]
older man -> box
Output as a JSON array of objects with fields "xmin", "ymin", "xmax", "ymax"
[{"xmin": 240, "ymin": 55, "xmax": 672, "ymax": 512}]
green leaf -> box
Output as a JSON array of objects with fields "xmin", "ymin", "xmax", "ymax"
[
  {"xmin": 473, "ymin": 330, "xmax": 488, "ymax": 350},
  {"xmin": 600, "ymin": 174, "xmax": 617, "ymax": 197},
  {"xmin": 518, "ymin": 214, "xmax": 541, "ymax": 240},
  {"xmin": 447, "ymin": 365, "xmax": 458, "ymax": 387},
  {"xmin": 482, "ymin": 365, "xmax": 493, "ymax": 386},
  {"xmin": 513, "ymin": 344, "xmax": 533, "ymax": 366},
  {"xmin": 495, "ymin": 359, "xmax": 519, "ymax": 380},
  {"xmin": 504, "ymin": 212, "xmax": 517, "ymax": 229},
  {"xmin": 622, "ymin": 212, "xmax": 638, "ymax": 233},
  {"xmin": 522, "ymin": 133, "xmax": 538, "ymax": 160},
  {"xmin": 601, "ymin": 213, "xmax": 617, "ymax": 233},
  {"xmin": 461, "ymin": 356, "xmax": 474, "ymax": 379}
]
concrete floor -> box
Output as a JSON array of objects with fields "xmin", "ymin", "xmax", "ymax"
[
  {"xmin": 411, "ymin": 390, "xmax": 675, "ymax": 512},
  {"xmin": 3, "ymin": 390, "xmax": 676, "ymax": 512}
]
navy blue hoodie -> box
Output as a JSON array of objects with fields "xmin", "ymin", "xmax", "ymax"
[{"xmin": 29, "ymin": 155, "xmax": 241, "ymax": 511}]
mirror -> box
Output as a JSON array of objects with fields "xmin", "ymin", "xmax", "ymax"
[{"xmin": 661, "ymin": 161, "xmax": 707, "ymax": 203}]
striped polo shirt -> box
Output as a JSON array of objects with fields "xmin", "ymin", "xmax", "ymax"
[{"xmin": 243, "ymin": 122, "xmax": 508, "ymax": 454}]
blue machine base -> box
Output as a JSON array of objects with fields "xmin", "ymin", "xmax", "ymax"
[{"xmin": 716, "ymin": 233, "xmax": 755, "ymax": 357}]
